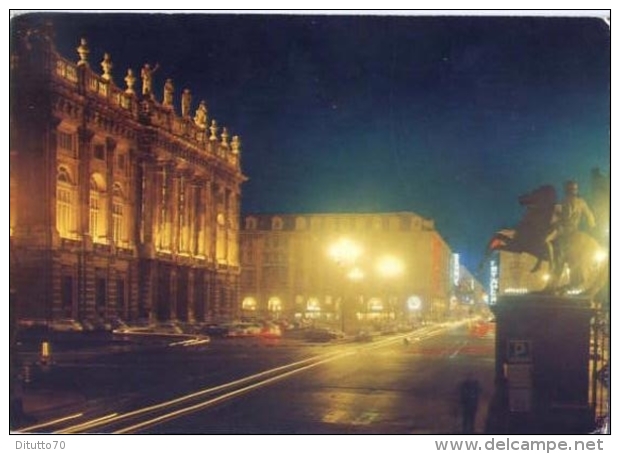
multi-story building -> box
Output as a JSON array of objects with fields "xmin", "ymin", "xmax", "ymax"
[
  {"xmin": 10, "ymin": 23, "xmax": 246, "ymax": 324},
  {"xmin": 239, "ymin": 212, "xmax": 455, "ymax": 328}
]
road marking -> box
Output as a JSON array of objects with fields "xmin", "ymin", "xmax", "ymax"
[
  {"xmin": 449, "ymin": 341, "xmax": 468, "ymax": 358},
  {"xmin": 352, "ymin": 411, "xmax": 380, "ymax": 425},
  {"xmin": 322, "ymin": 410, "xmax": 348, "ymax": 423},
  {"xmin": 15, "ymin": 412, "xmax": 83, "ymax": 433}
]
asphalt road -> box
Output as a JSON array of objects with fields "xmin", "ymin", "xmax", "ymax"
[
  {"xmin": 139, "ymin": 322, "xmax": 495, "ymax": 434},
  {"xmin": 14, "ymin": 320, "xmax": 496, "ymax": 434}
]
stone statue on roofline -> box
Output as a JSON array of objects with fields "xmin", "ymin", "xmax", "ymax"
[
  {"xmin": 181, "ymin": 89, "xmax": 192, "ymax": 118},
  {"xmin": 194, "ymin": 101, "xmax": 208, "ymax": 129},
  {"xmin": 76, "ymin": 38, "xmax": 89, "ymax": 66},
  {"xmin": 124, "ymin": 69, "xmax": 136, "ymax": 94},
  {"xmin": 163, "ymin": 78, "xmax": 174, "ymax": 107},
  {"xmin": 141, "ymin": 62, "xmax": 160, "ymax": 97},
  {"xmin": 209, "ymin": 120, "xmax": 218, "ymax": 140},
  {"xmin": 100, "ymin": 53, "xmax": 113, "ymax": 81}
]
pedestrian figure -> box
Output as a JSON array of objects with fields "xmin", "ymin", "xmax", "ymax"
[{"xmin": 459, "ymin": 373, "xmax": 481, "ymax": 434}]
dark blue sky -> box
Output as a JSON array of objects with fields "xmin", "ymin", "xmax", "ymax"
[{"xmin": 14, "ymin": 12, "xmax": 610, "ymax": 272}]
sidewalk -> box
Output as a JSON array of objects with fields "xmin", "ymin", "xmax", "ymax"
[{"xmin": 11, "ymin": 383, "xmax": 87, "ymax": 431}]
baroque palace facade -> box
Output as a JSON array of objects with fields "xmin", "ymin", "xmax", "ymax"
[
  {"xmin": 10, "ymin": 23, "xmax": 245, "ymax": 323},
  {"xmin": 239, "ymin": 212, "xmax": 458, "ymax": 327}
]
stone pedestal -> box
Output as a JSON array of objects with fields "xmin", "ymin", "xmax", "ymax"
[{"xmin": 490, "ymin": 294, "xmax": 595, "ymax": 434}]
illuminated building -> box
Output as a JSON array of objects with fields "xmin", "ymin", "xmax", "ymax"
[
  {"xmin": 239, "ymin": 212, "xmax": 455, "ymax": 324},
  {"xmin": 10, "ymin": 23, "xmax": 245, "ymax": 323}
]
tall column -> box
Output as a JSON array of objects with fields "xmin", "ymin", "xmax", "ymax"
[
  {"xmin": 169, "ymin": 163, "xmax": 180, "ymax": 255},
  {"xmin": 169, "ymin": 267, "xmax": 178, "ymax": 320},
  {"xmin": 187, "ymin": 268, "xmax": 195, "ymax": 322},
  {"xmin": 77, "ymin": 126, "xmax": 94, "ymax": 241},
  {"xmin": 153, "ymin": 162, "xmax": 165, "ymax": 251},
  {"xmin": 204, "ymin": 179, "xmax": 215, "ymax": 262},
  {"xmin": 184, "ymin": 173, "xmax": 196, "ymax": 255},
  {"xmin": 175, "ymin": 169, "xmax": 193, "ymax": 255},
  {"xmin": 192, "ymin": 178, "xmax": 205, "ymax": 257},
  {"xmin": 139, "ymin": 155, "xmax": 157, "ymax": 257},
  {"xmin": 77, "ymin": 126, "xmax": 94, "ymax": 319},
  {"xmin": 136, "ymin": 150, "xmax": 157, "ymax": 321},
  {"xmin": 228, "ymin": 189, "xmax": 240, "ymax": 267},
  {"xmin": 105, "ymin": 137, "xmax": 117, "ymax": 247},
  {"xmin": 128, "ymin": 148, "xmax": 140, "ymax": 248},
  {"xmin": 214, "ymin": 184, "xmax": 227, "ymax": 264}
]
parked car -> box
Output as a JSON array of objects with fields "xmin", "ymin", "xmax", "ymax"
[
  {"xmin": 106, "ymin": 316, "xmax": 129, "ymax": 331},
  {"xmin": 152, "ymin": 321, "xmax": 184, "ymax": 334},
  {"xmin": 82, "ymin": 317, "xmax": 113, "ymax": 332},
  {"xmin": 201, "ymin": 323, "xmax": 230, "ymax": 337},
  {"xmin": 304, "ymin": 327, "xmax": 345, "ymax": 342},
  {"xmin": 227, "ymin": 322, "xmax": 262, "ymax": 337},
  {"xmin": 49, "ymin": 319, "xmax": 84, "ymax": 332},
  {"xmin": 260, "ymin": 322, "xmax": 282, "ymax": 339},
  {"xmin": 354, "ymin": 330, "xmax": 374, "ymax": 342}
]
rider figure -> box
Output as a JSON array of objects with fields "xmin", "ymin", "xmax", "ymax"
[
  {"xmin": 546, "ymin": 180, "xmax": 596, "ymax": 277},
  {"xmin": 559, "ymin": 180, "xmax": 596, "ymax": 235}
]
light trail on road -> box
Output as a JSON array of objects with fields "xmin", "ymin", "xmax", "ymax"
[{"xmin": 17, "ymin": 322, "xmax": 464, "ymax": 434}]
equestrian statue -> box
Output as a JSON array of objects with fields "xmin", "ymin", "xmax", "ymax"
[{"xmin": 480, "ymin": 181, "xmax": 607, "ymax": 297}]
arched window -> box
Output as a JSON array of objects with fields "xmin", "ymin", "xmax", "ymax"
[
  {"xmin": 295, "ymin": 217, "xmax": 307, "ymax": 231},
  {"xmin": 245, "ymin": 217, "xmax": 257, "ymax": 230},
  {"xmin": 56, "ymin": 167, "xmax": 77, "ymax": 238},
  {"xmin": 90, "ymin": 174, "xmax": 107, "ymax": 243},
  {"xmin": 272, "ymin": 216, "xmax": 283, "ymax": 231}
]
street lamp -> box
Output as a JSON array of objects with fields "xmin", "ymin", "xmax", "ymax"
[
  {"xmin": 377, "ymin": 255, "xmax": 404, "ymax": 278},
  {"xmin": 328, "ymin": 238, "xmax": 362, "ymax": 333},
  {"xmin": 377, "ymin": 255, "xmax": 404, "ymax": 324},
  {"xmin": 329, "ymin": 238, "xmax": 362, "ymax": 265},
  {"xmin": 347, "ymin": 267, "xmax": 364, "ymax": 281}
]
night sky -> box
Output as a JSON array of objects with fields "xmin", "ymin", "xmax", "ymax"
[{"xmin": 12, "ymin": 12, "xmax": 610, "ymax": 272}]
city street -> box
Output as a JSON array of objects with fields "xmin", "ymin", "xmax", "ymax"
[{"xmin": 14, "ymin": 320, "xmax": 495, "ymax": 434}]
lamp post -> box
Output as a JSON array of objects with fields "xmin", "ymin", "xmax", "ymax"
[
  {"xmin": 328, "ymin": 238, "xmax": 362, "ymax": 334},
  {"xmin": 377, "ymin": 255, "xmax": 404, "ymax": 324}
]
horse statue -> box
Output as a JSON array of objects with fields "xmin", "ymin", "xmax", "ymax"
[{"xmin": 480, "ymin": 185, "xmax": 608, "ymax": 297}]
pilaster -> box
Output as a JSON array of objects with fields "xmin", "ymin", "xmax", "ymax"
[{"xmin": 105, "ymin": 137, "xmax": 117, "ymax": 247}]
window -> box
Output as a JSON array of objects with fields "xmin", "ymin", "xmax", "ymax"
[
  {"xmin": 57, "ymin": 167, "xmax": 77, "ymax": 238},
  {"xmin": 57, "ymin": 131, "xmax": 76, "ymax": 158},
  {"xmin": 245, "ymin": 217, "xmax": 257, "ymax": 231},
  {"xmin": 272, "ymin": 216, "xmax": 283, "ymax": 230},
  {"xmin": 372, "ymin": 217, "xmax": 384, "ymax": 231},
  {"xmin": 295, "ymin": 217, "xmax": 307, "ymax": 230},
  {"xmin": 94, "ymin": 144, "xmax": 105, "ymax": 160},
  {"xmin": 389, "ymin": 216, "xmax": 400, "ymax": 231},
  {"xmin": 90, "ymin": 175, "xmax": 107, "ymax": 243},
  {"xmin": 117, "ymin": 154, "xmax": 126, "ymax": 172},
  {"xmin": 310, "ymin": 217, "xmax": 321, "ymax": 230}
]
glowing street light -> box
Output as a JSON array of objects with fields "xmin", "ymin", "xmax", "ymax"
[
  {"xmin": 328, "ymin": 238, "xmax": 362, "ymax": 265},
  {"xmin": 377, "ymin": 255, "xmax": 404, "ymax": 278},
  {"xmin": 347, "ymin": 267, "xmax": 365, "ymax": 281},
  {"xmin": 328, "ymin": 238, "xmax": 363, "ymax": 334},
  {"xmin": 376, "ymin": 255, "xmax": 404, "ymax": 324},
  {"xmin": 595, "ymin": 249, "xmax": 607, "ymax": 264}
]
